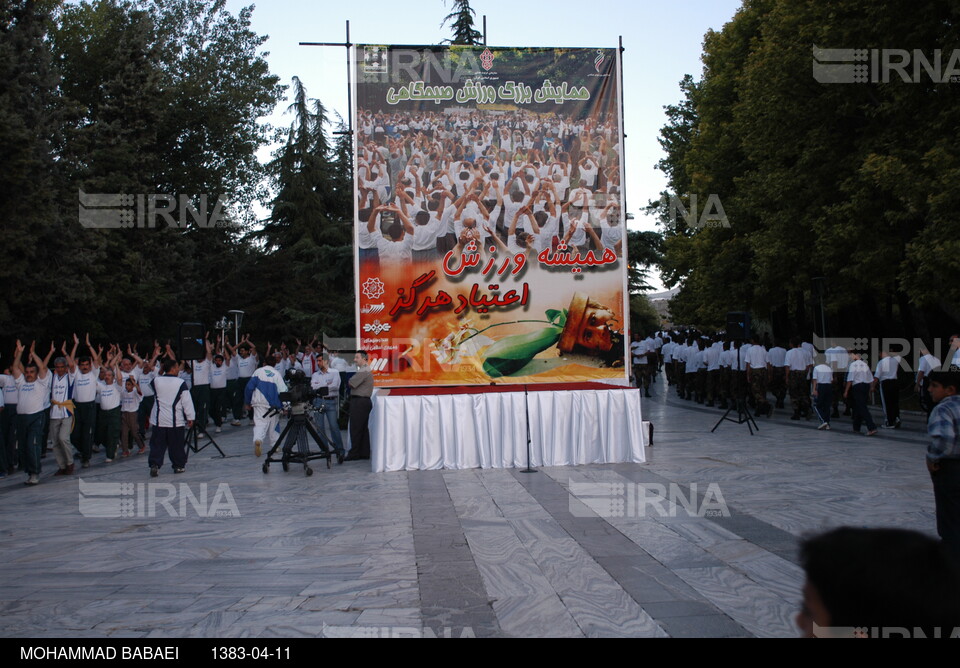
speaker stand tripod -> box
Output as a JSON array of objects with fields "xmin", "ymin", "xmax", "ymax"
[{"xmin": 711, "ymin": 346, "xmax": 759, "ymax": 436}]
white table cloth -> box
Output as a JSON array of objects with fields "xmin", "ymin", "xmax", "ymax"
[{"xmin": 369, "ymin": 387, "xmax": 646, "ymax": 472}]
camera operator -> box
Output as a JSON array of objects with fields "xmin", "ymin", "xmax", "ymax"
[{"xmin": 310, "ymin": 355, "xmax": 344, "ymax": 459}]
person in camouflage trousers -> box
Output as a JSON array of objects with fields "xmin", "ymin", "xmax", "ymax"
[
  {"xmin": 745, "ymin": 336, "xmax": 772, "ymax": 417},
  {"xmin": 750, "ymin": 367, "xmax": 771, "ymax": 416},
  {"xmin": 785, "ymin": 337, "xmax": 813, "ymax": 420}
]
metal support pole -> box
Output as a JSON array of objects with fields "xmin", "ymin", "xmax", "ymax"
[{"xmin": 345, "ymin": 20, "xmax": 352, "ymax": 135}]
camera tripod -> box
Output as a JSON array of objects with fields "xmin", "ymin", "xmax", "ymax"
[
  {"xmin": 711, "ymin": 347, "xmax": 759, "ymax": 436},
  {"xmin": 261, "ymin": 403, "xmax": 337, "ymax": 476},
  {"xmin": 186, "ymin": 421, "xmax": 225, "ymax": 457}
]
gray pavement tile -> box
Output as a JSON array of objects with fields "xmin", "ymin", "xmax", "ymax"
[
  {"xmin": 656, "ymin": 614, "xmax": 753, "ymax": 638},
  {"xmin": 640, "ymin": 600, "xmax": 724, "ymax": 619}
]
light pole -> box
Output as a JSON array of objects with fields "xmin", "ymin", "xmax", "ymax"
[
  {"xmin": 214, "ymin": 310, "xmax": 245, "ymax": 347},
  {"xmin": 227, "ymin": 310, "xmax": 244, "ymax": 347},
  {"xmin": 812, "ymin": 277, "xmax": 827, "ymax": 340}
]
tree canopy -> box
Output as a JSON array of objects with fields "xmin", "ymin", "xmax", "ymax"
[
  {"xmin": 0, "ymin": 0, "xmax": 284, "ymax": 349},
  {"xmin": 653, "ymin": 0, "xmax": 960, "ymax": 339}
]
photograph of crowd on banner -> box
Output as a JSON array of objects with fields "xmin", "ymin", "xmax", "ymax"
[{"xmin": 354, "ymin": 44, "xmax": 628, "ymax": 386}]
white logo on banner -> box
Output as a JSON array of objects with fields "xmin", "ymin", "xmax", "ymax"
[
  {"xmin": 594, "ymin": 49, "xmax": 605, "ymax": 73},
  {"xmin": 361, "ymin": 277, "xmax": 386, "ymax": 300},
  {"xmin": 363, "ymin": 320, "xmax": 392, "ymax": 335}
]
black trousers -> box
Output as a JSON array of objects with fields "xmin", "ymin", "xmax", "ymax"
[
  {"xmin": 879, "ymin": 378, "xmax": 900, "ymax": 426},
  {"xmin": 71, "ymin": 401, "xmax": 97, "ymax": 462},
  {"xmin": 349, "ymin": 396, "xmax": 372, "ymax": 458},
  {"xmin": 210, "ymin": 387, "xmax": 227, "ymax": 427},
  {"xmin": 149, "ymin": 426, "xmax": 187, "ymax": 470},
  {"xmin": 850, "ymin": 383, "xmax": 877, "ymax": 432}
]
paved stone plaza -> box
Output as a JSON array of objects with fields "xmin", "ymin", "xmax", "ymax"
[{"xmin": 0, "ymin": 385, "xmax": 935, "ymax": 638}]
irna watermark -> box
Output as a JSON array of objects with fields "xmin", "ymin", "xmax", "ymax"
[
  {"xmin": 568, "ymin": 481, "xmax": 729, "ymax": 519},
  {"xmin": 78, "ymin": 190, "xmax": 230, "ymax": 229},
  {"xmin": 813, "ymin": 46, "xmax": 960, "ymax": 84},
  {"xmin": 78, "ymin": 479, "xmax": 240, "ymax": 519}
]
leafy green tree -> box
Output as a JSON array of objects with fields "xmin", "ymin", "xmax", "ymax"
[
  {"xmin": 0, "ymin": 0, "xmax": 283, "ymax": 345},
  {"xmin": 654, "ymin": 0, "xmax": 960, "ymax": 337},
  {"xmin": 441, "ymin": 0, "xmax": 482, "ymax": 46},
  {"xmin": 630, "ymin": 294, "xmax": 661, "ymax": 337},
  {"xmin": 0, "ymin": 0, "xmax": 75, "ymax": 343}
]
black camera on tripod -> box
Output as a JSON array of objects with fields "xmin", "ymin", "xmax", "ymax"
[
  {"xmin": 279, "ymin": 369, "xmax": 320, "ymax": 406},
  {"xmin": 261, "ymin": 369, "xmax": 341, "ymax": 475}
]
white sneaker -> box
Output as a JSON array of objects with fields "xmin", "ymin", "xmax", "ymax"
[
  {"xmin": 26, "ymin": 474, "xmax": 39, "ymax": 485},
  {"xmin": 215, "ymin": 427, "xmax": 222, "ymax": 434},
  {"xmin": 817, "ymin": 422, "xmax": 829, "ymax": 430},
  {"xmin": 231, "ymin": 420, "xmax": 241, "ymax": 427}
]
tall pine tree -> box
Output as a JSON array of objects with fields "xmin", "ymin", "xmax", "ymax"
[
  {"xmin": 249, "ymin": 77, "xmax": 354, "ymax": 340},
  {"xmin": 441, "ymin": 0, "xmax": 482, "ymax": 45}
]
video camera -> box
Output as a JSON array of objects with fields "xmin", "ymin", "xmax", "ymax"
[{"xmin": 279, "ymin": 369, "xmax": 324, "ymax": 405}]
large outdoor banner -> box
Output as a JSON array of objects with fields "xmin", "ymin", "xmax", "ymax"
[{"xmin": 354, "ymin": 45, "xmax": 628, "ymax": 387}]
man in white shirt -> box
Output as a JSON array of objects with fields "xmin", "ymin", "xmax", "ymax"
[
  {"xmin": 311, "ymin": 355, "xmax": 344, "ymax": 461},
  {"xmin": 137, "ymin": 357, "xmax": 158, "ymax": 441},
  {"xmin": 874, "ymin": 349, "xmax": 902, "ymax": 429},
  {"xmin": 766, "ymin": 340, "xmax": 788, "ymax": 409},
  {"xmin": 825, "ymin": 343, "xmax": 849, "ymax": 417},
  {"xmin": 785, "ymin": 337, "xmax": 814, "ymax": 420},
  {"xmin": 210, "ymin": 353, "xmax": 229, "ymax": 434},
  {"xmin": 732, "ymin": 340, "xmax": 749, "ymax": 405},
  {"xmin": 719, "ymin": 341, "xmax": 736, "ymax": 409},
  {"xmin": 120, "ymin": 375, "xmax": 145, "ymax": 456},
  {"xmin": 48, "ymin": 353, "xmax": 75, "ymax": 476},
  {"xmin": 0, "ymin": 368, "xmax": 17, "ymax": 476},
  {"xmin": 662, "ymin": 337, "xmax": 675, "ymax": 386},
  {"xmin": 97, "ymin": 358, "xmax": 122, "ymax": 463},
  {"xmin": 233, "ymin": 339, "xmax": 259, "ymax": 425},
  {"xmin": 148, "ymin": 358, "xmax": 196, "ymax": 476},
  {"xmin": 948, "ymin": 334, "xmax": 960, "ymax": 368},
  {"xmin": 630, "ymin": 334, "xmax": 651, "ymax": 397},
  {"xmin": 746, "ymin": 337, "xmax": 771, "ymax": 417},
  {"xmin": 675, "ymin": 338, "xmax": 690, "ymax": 400},
  {"xmin": 577, "ymin": 156, "xmax": 598, "ymax": 190},
  {"xmin": 11, "ymin": 340, "xmax": 54, "ymax": 485},
  {"xmin": 68, "ymin": 334, "xmax": 100, "ymax": 469},
  {"xmin": 368, "ymin": 204, "xmax": 415, "ymax": 266},
  {"xmin": 704, "ymin": 338, "xmax": 723, "ymax": 408},
  {"xmin": 811, "ymin": 362, "xmax": 834, "ymax": 430},
  {"xmin": 688, "ymin": 341, "xmax": 705, "ymax": 403},
  {"xmin": 844, "ymin": 351, "xmax": 878, "ymax": 436},
  {"xmin": 189, "ymin": 336, "xmax": 214, "ymax": 438},
  {"xmin": 916, "ymin": 346, "xmax": 942, "ymax": 416}
]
